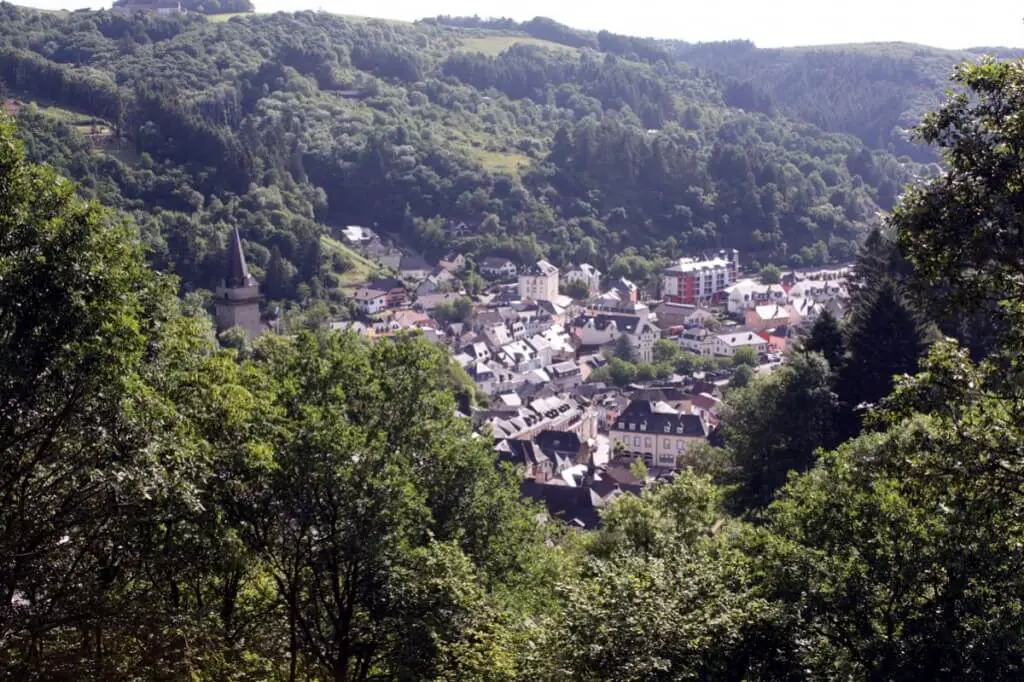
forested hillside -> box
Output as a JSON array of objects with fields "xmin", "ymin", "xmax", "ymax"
[
  {"xmin": 7, "ymin": 53, "xmax": 1024, "ymax": 677},
  {"xmin": 0, "ymin": 4, "xmax": 924, "ymax": 310},
  {"xmin": 670, "ymin": 40, "xmax": 1024, "ymax": 161}
]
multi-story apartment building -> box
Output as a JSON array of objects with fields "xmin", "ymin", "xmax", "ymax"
[
  {"xmin": 519, "ymin": 260, "xmax": 560, "ymax": 302},
  {"xmin": 609, "ymin": 399, "xmax": 708, "ymax": 469},
  {"xmin": 661, "ymin": 249, "xmax": 740, "ymax": 304}
]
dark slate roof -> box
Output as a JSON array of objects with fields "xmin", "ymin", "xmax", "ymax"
[
  {"xmin": 493, "ymin": 288, "xmax": 523, "ymax": 305},
  {"xmin": 353, "ymin": 287, "xmax": 387, "ymax": 301},
  {"xmin": 400, "ymin": 253, "xmax": 431, "ymax": 271},
  {"xmin": 613, "ymin": 400, "xmax": 707, "ymax": 438},
  {"xmin": 368, "ymin": 276, "xmax": 404, "ymax": 291},
  {"xmin": 614, "ymin": 277, "xmax": 638, "ymax": 293},
  {"xmin": 224, "ymin": 229, "xmax": 255, "ymax": 288},
  {"xmin": 571, "ymin": 382, "xmax": 610, "ymax": 398},
  {"xmin": 691, "ymin": 380, "xmax": 717, "ymax": 396},
  {"xmin": 498, "ymin": 439, "xmax": 549, "ymax": 467},
  {"xmin": 536, "ymin": 430, "xmax": 582, "ymax": 457},
  {"xmin": 520, "ymin": 480, "xmax": 600, "ymax": 529},
  {"xmin": 516, "ymin": 382, "xmax": 557, "ymax": 401},
  {"xmin": 632, "ymin": 386, "xmax": 690, "ymax": 402},
  {"xmin": 572, "ymin": 313, "xmax": 642, "ymax": 334},
  {"xmin": 602, "ymin": 462, "xmax": 645, "ymax": 490},
  {"xmin": 475, "ymin": 310, "xmax": 504, "ymax": 327},
  {"xmin": 522, "ymin": 260, "xmax": 559, "ymax": 277}
]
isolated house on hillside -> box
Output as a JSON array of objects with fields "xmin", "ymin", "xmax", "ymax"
[
  {"xmin": 398, "ymin": 254, "xmax": 431, "ymax": 281},
  {"xmin": 480, "ymin": 257, "xmax": 517, "ymax": 278}
]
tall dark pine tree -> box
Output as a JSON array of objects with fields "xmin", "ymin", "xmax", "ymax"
[
  {"xmin": 804, "ymin": 309, "xmax": 845, "ymax": 372},
  {"xmin": 264, "ymin": 245, "xmax": 293, "ymax": 300},
  {"xmin": 836, "ymin": 278, "xmax": 930, "ymax": 439},
  {"xmin": 847, "ymin": 228, "xmax": 902, "ymax": 312},
  {"xmin": 722, "ymin": 352, "xmax": 837, "ymax": 512}
]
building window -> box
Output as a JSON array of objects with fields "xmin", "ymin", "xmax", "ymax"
[
  {"xmin": 633, "ymin": 436, "xmax": 641, "ymax": 447},
  {"xmin": 644, "ymin": 437, "xmax": 651, "ymax": 448},
  {"xmin": 663, "ymin": 439, "xmax": 671, "ymax": 449}
]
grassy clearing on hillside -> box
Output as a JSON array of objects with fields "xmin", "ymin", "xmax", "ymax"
[
  {"xmin": 104, "ymin": 143, "xmax": 142, "ymax": 165},
  {"xmin": 10, "ymin": 92, "xmax": 99, "ymax": 125},
  {"xmin": 470, "ymin": 148, "xmax": 532, "ymax": 174},
  {"xmin": 336, "ymin": 13, "xmax": 410, "ymax": 26},
  {"xmin": 458, "ymin": 35, "xmax": 576, "ymax": 56},
  {"xmin": 205, "ymin": 12, "xmax": 254, "ymax": 22},
  {"xmin": 321, "ymin": 235, "xmax": 379, "ymax": 293}
]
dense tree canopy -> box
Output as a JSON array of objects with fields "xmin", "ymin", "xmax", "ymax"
[
  {"xmin": 7, "ymin": 14, "xmax": 1024, "ymax": 682},
  {"xmin": 0, "ymin": 5, "xmax": 928, "ymax": 313},
  {"xmin": 0, "ymin": 122, "xmax": 546, "ymax": 679},
  {"xmin": 672, "ymin": 40, "xmax": 1024, "ymax": 162}
]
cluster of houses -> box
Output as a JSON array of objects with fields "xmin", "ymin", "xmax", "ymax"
[{"xmin": 212, "ymin": 229, "xmax": 851, "ymax": 529}]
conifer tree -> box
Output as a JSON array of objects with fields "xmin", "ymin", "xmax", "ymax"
[
  {"xmin": 835, "ymin": 278, "xmax": 930, "ymax": 439},
  {"xmin": 263, "ymin": 245, "xmax": 294, "ymax": 300},
  {"xmin": 804, "ymin": 309, "xmax": 845, "ymax": 371}
]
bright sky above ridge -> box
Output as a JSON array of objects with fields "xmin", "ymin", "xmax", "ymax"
[{"xmin": 16, "ymin": 0, "xmax": 1024, "ymax": 49}]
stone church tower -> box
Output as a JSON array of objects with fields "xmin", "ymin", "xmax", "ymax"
[{"xmin": 214, "ymin": 229, "xmax": 264, "ymax": 340}]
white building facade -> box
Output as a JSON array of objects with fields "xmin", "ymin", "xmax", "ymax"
[
  {"xmin": 562, "ymin": 264, "xmax": 602, "ymax": 296},
  {"xmin": 519, "ymin": 260, "xmax": 560, "ymax": 302}
]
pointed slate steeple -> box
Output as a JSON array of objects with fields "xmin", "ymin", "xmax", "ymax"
[
  {"xmin": 225, "ymin": 228, "xmax": 254, "ymax": 288},
  {"xmin": 215, "ymin": 228, "xmax": 263, "ymax": 340}
]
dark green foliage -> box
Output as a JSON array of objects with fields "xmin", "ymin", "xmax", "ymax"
[
  {"xmin": 672, "ymin": 41, "xmax": 1024, "ymax": 162},
  {"xmin": 836, "ymin": 279, "xmax": 931, "ymax": 439},
  {"xmin": 560, "ymin": 278, "xmax": 591, "ymax": 300},
  {"xmin": 758, "ymin": 263, "xmax": 781, "ymax": 284},
  {"xmin": 431, "ymin": 296, "xmax": 473, "ymax": 324},
  {"xmin": 721, "ymin": 352, "xmax": 837, "ymax": 512},
  {"xmin": 0, "ymin": 4, "xmax": 925, "ymax": 306},
  {"xmin": 803, "ymin": 309, "xmax": 845, "ymax": 370},
  {"xmin": 9, "ymin": 54, "xmax": 1024, "ymax": 681},
  {"xmin": 613, "ymin": 332, "xmax": 636, "ymax": 362},
  {"xmin": 729, "ymin": 363, "xmax": 754, "ymax": 388},
  {"xmin": 732, "ymin": 345, "xmax": 758, "ymax": 367},
  {"xmin": 764, "ymin": 345, "xmax": 1024, "ymax": 678},
  {"xmin": 893, "ymin": 59, "xmax": 1024, "ymax": 332}
]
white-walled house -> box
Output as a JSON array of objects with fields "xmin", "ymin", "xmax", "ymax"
[
  {"xmin": 352, "ymin": 287, "xmax": 388, "ymax": 315},
  {"xmin": 562, "ymin": 264, "xmax": 602, "ymax": 296},
  {"xmin": 480, "ymin": 257, "xmax": 518, "ymax": 279},
  {"xmin": 609, "ymin": 400, "xmax": 708, "ymax": 469},
  {"xmin": 680, "ymin": 327, "xmax": 716, "ymax": 356},
  {"xmin": 711, "ymin": 331, "xmax": 769, "ymax": 357},
  {"xmin": 571, "ymin": 312, "xmax": 660, "ymax": 364},
  {"xmin": 726, "ymin": 280, "xmax": 788, "ymax": 314},
  {"xmin": 519, "ymin": 260, "xmax": 560, "ymax": 302}
]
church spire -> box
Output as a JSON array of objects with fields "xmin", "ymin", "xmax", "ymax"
[{"xmin": 225, "ymin": 228, "xmax": 254, "ymax": 288}]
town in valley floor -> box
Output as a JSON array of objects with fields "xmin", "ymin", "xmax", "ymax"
[
  {"xmin": 218, "ymin": 227, "xmax": 851, "ymax": 526},
  {"xmin": 6, "ymin": 3, "xmax": 1024, "ymax": 678}
]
